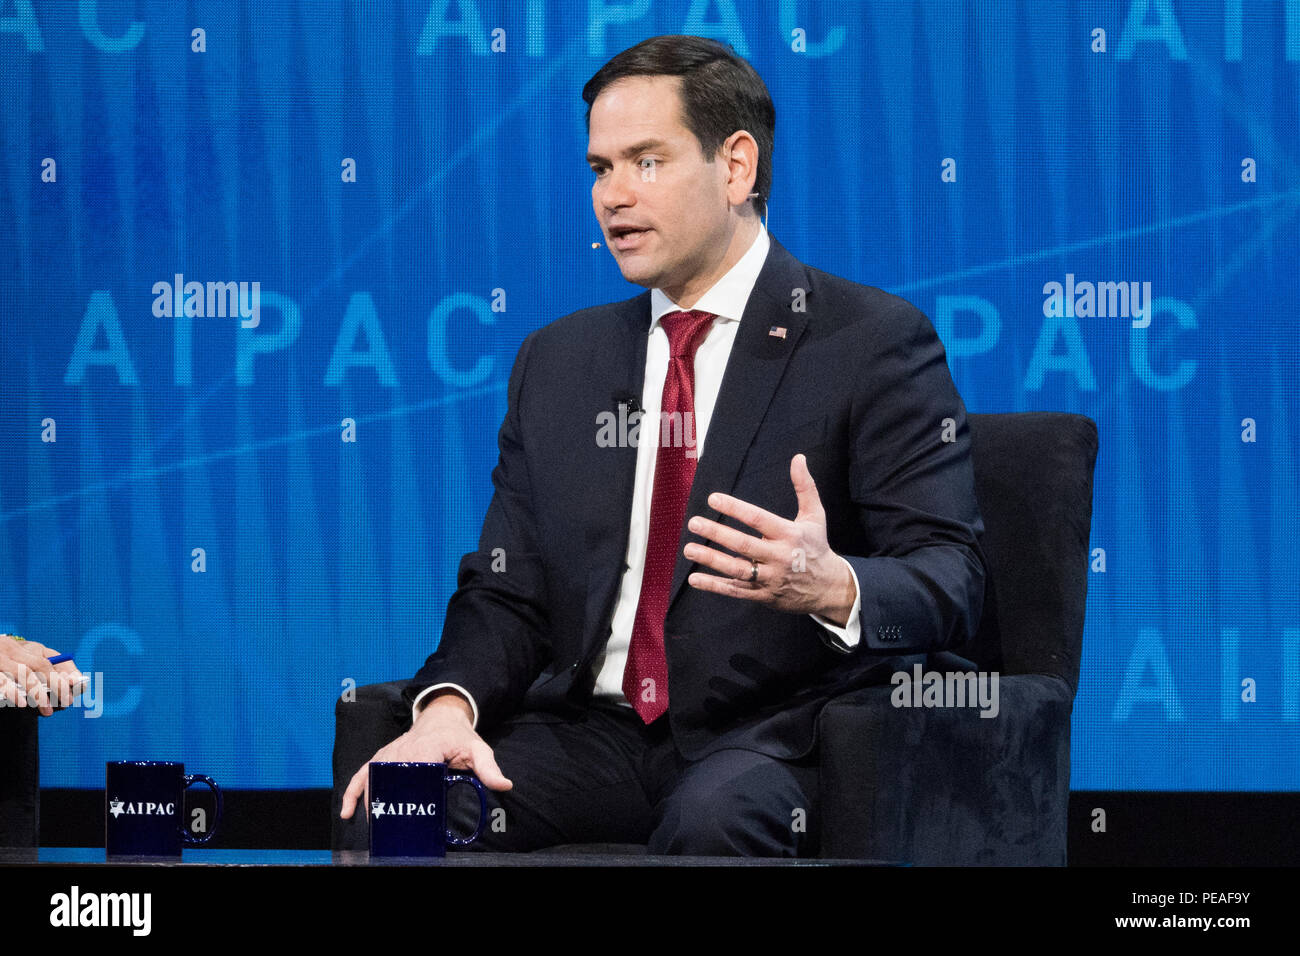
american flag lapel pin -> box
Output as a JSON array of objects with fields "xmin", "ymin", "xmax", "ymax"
[{"xmin": 768, "ymin": 325, "xmax": 787, "ymax": 339}]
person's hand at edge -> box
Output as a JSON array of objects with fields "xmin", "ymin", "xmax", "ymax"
[{"xmin": 0, "ymin": 634, "xmax": 85, "ymax": 716}]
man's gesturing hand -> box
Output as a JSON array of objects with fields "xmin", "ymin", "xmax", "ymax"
[
  {"xmin": 684, "ymin": 453, "xmax": 858, "ymax": 627},
  {"xmin": 338, "ymin": 692, "xmax": 513, "ymax": 820}
]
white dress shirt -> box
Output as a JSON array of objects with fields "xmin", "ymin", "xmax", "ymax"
[{"xmin": 414, "ymin": 225, "xmax": 861, "ymax": 727}]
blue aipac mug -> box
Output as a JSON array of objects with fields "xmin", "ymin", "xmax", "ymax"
[
  {"xmin": 105, "ymin": 761, "xmax": 222, "ymax": 857},
  {"xmin": 368, "ymin": 761, "xmax": 488, "ymax": 858}
]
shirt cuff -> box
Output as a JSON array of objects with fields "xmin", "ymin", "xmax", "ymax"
[
  {"xmin": 410, "ymin": 682, "xmax": 479, "ymax": 730},
  {"xmin": 810, "ymin": 556, "xmax": 862, "ymax": 651}
]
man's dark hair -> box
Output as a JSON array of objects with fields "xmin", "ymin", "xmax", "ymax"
[{"xmin": 582, "ymin": 35, "xmax": 775, "ymax": 219}]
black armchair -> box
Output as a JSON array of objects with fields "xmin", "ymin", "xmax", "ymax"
[
  {"xmin": 819, "ymin": 412, "xmax": 1097, "ymax": 863},
  {"xmin": 333, "ymin": 412, "xmax": 1098, "ymax": 864}
]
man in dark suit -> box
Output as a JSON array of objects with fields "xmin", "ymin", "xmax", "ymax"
[{"xmin": 340, "ymin": 35, "xmax": 985, "ymax": 856}]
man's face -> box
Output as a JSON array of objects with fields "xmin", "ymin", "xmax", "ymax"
[{"xmin": 587, "ymin": 75, "xmax": 732, "ymax": 296}]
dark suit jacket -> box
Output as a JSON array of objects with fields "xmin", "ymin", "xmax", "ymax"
[{"xmin": 407, "ymin": 235, "xmax": 986, "ymax": 761}]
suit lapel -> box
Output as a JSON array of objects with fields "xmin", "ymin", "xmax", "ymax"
[
  {"xmin": 666, "ymin": 236, "xmax": 811, "ymax": 613},
  {"xmin": 583, "ymin": 292, "xmax": 651, "ymax": 652}
]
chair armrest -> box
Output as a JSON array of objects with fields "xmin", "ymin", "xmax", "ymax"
[
  {"xmin": 331, "ymin": 680, "xmax": 413, "ymax": 851},
  {"xmin": 818, "ymin": 673, "xmax": 1073, "ymax": 865}
]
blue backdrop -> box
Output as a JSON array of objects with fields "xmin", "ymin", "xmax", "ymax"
[{"xmin": 1, "ymin": 1, "xmax": 1296, "ymax": 790}]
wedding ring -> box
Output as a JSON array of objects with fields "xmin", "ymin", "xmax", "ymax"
[{"xmin": 749, "ymin": 559, "xmax": 759, "ymax": 583}]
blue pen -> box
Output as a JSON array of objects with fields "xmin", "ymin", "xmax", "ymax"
[{"xmin": 46, "ymin": 654, "xmax": 89, "ymax": 698}]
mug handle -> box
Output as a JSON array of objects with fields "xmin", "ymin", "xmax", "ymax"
[
  {"xmin": 444, "ymin": 774, "xmax": 488, "ymax": 846},
  {"xmin": 181, "ymin": 773, "xmax": 222, "ymax": 846}
]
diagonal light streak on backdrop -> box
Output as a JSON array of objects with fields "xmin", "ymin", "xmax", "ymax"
[
  {"xmin": 1087, "ymin": 195, "xmax": 1300, "ymax": 419},
  {"xmin": 11, "ymin": 37, "xmax": 588, "ymax": 522},
  {"xmin": 889, "ymin": 189, "xmax": 1300, "ymax": 295},
  {"xmin": 299, "ymin": 35, "xmax": 587, "ymax": 309},
  {"xmin": 0, "ymin": 379, "xmax": 508, "ymax": 523},
  {"xmin": 921, "ymin": 44, "xmax": 1300, "ymax": 421}
]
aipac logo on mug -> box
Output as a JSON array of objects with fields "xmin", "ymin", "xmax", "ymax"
[
  {"xmin": 371, "ymin": 800, "xmax": 438, "ymax": 818},
  {"xmin": 108, "ymin": 798, "xmax": 176, "ymax": 818}
]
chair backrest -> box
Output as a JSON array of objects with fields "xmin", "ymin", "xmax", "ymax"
[{"xmin": 961, "ymin": 412, "xmax": 1098, "ymax": 696}]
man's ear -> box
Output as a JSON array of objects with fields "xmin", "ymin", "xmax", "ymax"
[{"xmin": 722, "ymin": 130, "xmax": 759, "ymax": 207}]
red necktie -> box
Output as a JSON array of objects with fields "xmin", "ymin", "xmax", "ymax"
[{"xmin": 624, "ymin": 309, "xmax": 717, "ymax": 723}]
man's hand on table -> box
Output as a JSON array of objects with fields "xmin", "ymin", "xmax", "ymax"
[
  {"xmin": 339, "ymin": 690, "xmax": 513, "ymax": 820},
  {"xmin": 0, "ymin": 633, "xmax": 85, "ymax": 716}
]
